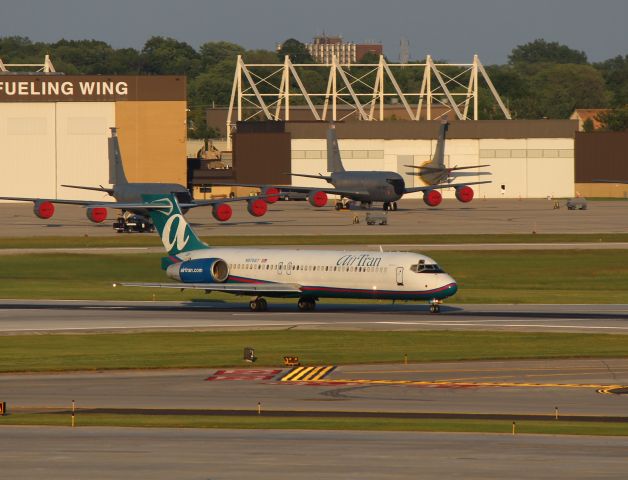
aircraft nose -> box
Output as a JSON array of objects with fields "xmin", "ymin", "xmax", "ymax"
[{"xmin": 443, "ymin": 275, "xmax": 457, "ymax": 297}]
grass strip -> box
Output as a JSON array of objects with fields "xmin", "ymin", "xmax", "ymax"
[
  {"xmin": 2, "ymin": 233, "xmax": 628, "ymax": 249},
  {"xmin": 1, "ymin": 330, "xmax": 628, "ymax": 372},
  {"xmin": 1, "ymin": 250, "xmax": 628, "ymax": 303},
  {"xmin": 3, "ymin": 413, "xmax": 628, "ymax": 436}
]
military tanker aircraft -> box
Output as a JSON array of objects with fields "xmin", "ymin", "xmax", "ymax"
[
  {"xmin": 405, "ymin": 120, "xmax": 492, "ymax": 185},
  {"xmin": 0, "ymin": 129, "xmax": 270, "ymax": 232},
  {"xmin": 209, "ymin": 125, "xmax": 490, "ymax": 211}
]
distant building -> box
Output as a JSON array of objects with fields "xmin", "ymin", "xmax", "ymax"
[
  {"xmin": 570, "ymin": 108, "xmax": 609, "ymax": 131},
  {"xmin": 305, "ymin": 35, "xmax": 383, "ymax": 63}
]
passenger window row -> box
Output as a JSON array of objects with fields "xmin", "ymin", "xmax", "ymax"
[{"xmin": 230, "ymin": 263, "xmax": 388, "ymax": 273}]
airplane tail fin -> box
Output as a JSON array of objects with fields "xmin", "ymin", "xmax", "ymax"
[
  {"xmin": 141, "ymin": 194, "xmax": 207, "ymax": 256},
  {"xmin": 429, "ymin": 120, "xmax": 449, "ymax": 169},
  {"xmin": 108, "ymin": 127, "xmax": 128, "ymax": 185},
  {"xmin": 326, "ymin": 125, "xmax": 345, "ymax": 173}
]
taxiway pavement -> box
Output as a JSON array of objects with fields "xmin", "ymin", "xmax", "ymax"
[
  {"xmin": 0, "ymin": 300, "xmax": 627, "ymax": 334},
  {"xmin": 3, "ymin": 359, "xmax": 628, "ymax": 416},
  {"xmin": 1, "ymin": 198, "xmax": 627, "ymax": 237},
  {"xmin": 2, "ymin": 427, "xmax": 626, "ymax": 480}
]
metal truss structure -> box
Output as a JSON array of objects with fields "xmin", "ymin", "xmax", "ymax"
[
  {"xmin": 0, "ymin": 55, "xmax": 56, "ymax": 73},
  {"xmin": 226, "ymin": 54, "xmax": 511, "ymax": 147}
]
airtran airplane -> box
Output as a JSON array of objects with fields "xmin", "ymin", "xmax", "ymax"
[{"xmin": 115, "ymin": 194, "xmax": 458, "ymax": 313}]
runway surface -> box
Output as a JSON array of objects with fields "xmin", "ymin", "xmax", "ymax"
[
  {"xmin": 2, "ymin": 427, "xmax": 626, "ymax": 480},
  {"xmin": 1, "ymin": 198, "xmax": 627, "ymax": 236},
  {"xmin": 3, "ymin": 359, "xmax": 628, "ymax": 416},
  {"xmin": 3, "ymin": 241, "xmax": 628, "ymax": 256},
  {"xmin": 1, "ymin": 300, "xmax": 627, "ymax": 334}
]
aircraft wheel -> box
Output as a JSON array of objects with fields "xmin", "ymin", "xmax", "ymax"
[
  {"xmin": 335, "ymin": 202, "xmax": 342, "ymax": 211},
  {"xmin": 383, "ymin": 202, "xmax": 390, "ymax": 211},
  {"xmin": 429, "ymin": 304, "xmax": 440, "ymax": 314},
  {"xmin": 249, "ymin": 298, "xmax": 267, "ymax": 312},
  {"xmin": 392, "ymin": 202, "xmax": 398, "ymax": 211},
  {"xmin": 298, "ymin": 298, "xmax": 315, "ymax": 311}
]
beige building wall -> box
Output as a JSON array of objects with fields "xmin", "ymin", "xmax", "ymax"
[
  {"xmin": 115, "ymin": 101, "xmax": 187, "ymax": 185},
  {"xmin": 0, "ymin": 103, "xmax": 56, "ymax": 200},
  {"xmin": 291, "ymin": 136, "xmax": 575, "ymax": 199},
  {"xmin": 56, "ymin": 102, "xmax": 115, "ymax": 201}
]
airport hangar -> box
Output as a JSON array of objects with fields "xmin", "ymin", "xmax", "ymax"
[
  {"xmin": 0, "ymin": 69, "xmax": 623, "ymax": 203},
  {"xmin": 0, "ymin": 73, "xmax": 187, "ymax": 202},
  {"xmin": 208, "ymin": 119, "xmax": 579, "ymax": 201}
]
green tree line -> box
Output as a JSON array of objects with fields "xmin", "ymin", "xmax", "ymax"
[{"xmin": 1, "ymin": 36, "xmax": 626, "ymax": 136}]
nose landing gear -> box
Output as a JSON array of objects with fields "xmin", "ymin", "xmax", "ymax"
[{"xmin": 429, "ymin": 299, "xmax": 441, "ymax": 314}]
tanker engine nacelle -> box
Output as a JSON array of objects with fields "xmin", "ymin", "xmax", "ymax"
[
  {"xmin": 455, "ymin": 185, "xmax": 474, "ymax": 203},
  {"xmin": 261, "ymin": 187, "xmax": 280, "ymax": 204},
  {"xmin": 307, "ymin": 190, "xmax": 328, "ymax": 207},
  {"xmin": 247, "ymin": 198, "xmax": 268, "ymax": 217},
  {"xmin": 423, "ymin": 190, "xmax": 442, "ymax": 207},
  {"xmin": 86, "ymin": 207, "xmax": 107, "ymax": 223},
  {"xmin": 211, "ymin": 203, "xmax": 232, "ymax": 222},
  {"xmin": 166, "ymin": 258, "xmax": 229, "ymax": 283},
  {"xmin": 33, "ymin": 200, "xmax": 55, "ymax": 219}
]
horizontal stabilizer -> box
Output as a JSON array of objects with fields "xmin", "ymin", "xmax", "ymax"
[
  {"xmin": 404, "ymin": 164, "xmax": 491, "ymax": 171},
  {"xmin": 61, "ymin": 184, "xmax": 114, "ymax": 195},
  {"xmin": 289, "ymin": 173, "xmax": 333, "ymax": 182}
]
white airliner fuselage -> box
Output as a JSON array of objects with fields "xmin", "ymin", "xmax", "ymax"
[
  {"xmin": 118, "ymin": 194, "xmax": 458, "ymax": 312},
  {"xmin": 167, "ymin": 247, "xmax": 457, "ymax": 303}
]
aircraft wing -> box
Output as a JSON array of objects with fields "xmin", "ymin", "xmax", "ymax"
[
  {"xmin": 206, "ymin": 182, "xmax": 368, "ymax": 198},
  {"xmin": 404, "ymin": 180, "xmax": 492, "ymax": 194},
  {"xmin": 114, "ymin": 281, "xmax": 302, "ymax": 295},
  {"xmin": 86, "ymin": 194, "xmax": 269, "ymax": 210},
  {"xmin": 189, "ymin": 194, "xmax": 272, "ymax": 207},
  {"xmin": 0, "ymin": 196, "xmax": 118, "ymax": 206}
]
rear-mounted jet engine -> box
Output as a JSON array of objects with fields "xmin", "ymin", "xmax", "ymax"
[{"xmin": 166, "ymin": 258, "xmax": 229, "ymax": 283}]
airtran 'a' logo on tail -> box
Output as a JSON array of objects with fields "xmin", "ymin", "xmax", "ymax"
[
  {"xmin": 162, "ymin": 214, "xmax": 190, "ymax": 252},
  {"xmin": 151, "ymin": 197, "xmax": 189, "ymax": 252}
]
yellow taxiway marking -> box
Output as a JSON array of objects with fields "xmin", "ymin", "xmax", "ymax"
[
  {"xmin": 323, "ymin": 379, "xmax": 626, "ymax": 389},
  {"xmin": 281, "ymin": 366, "xmax": 336, "ymax": 382},
  {"xmin": 279, "ymin": 367, "xmax": 626, "ymax": 391},
  {"xmin": 344, "ymin": 366, "xmax": 628, "ymax": 375}
]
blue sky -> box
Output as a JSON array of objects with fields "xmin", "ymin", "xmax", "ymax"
[{"xmin": 1, "ymin": 0, "xmax": 626, "ymax": 64}]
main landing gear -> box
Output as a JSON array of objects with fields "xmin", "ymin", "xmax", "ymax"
[
  {"xmin": 249, "ymin": 297, "xmax": 268, "ymax": 312},
  {"xmin": 248, "ymin": 297, "xmax": 317, "ymax": 312},
  {"xmin": 382, "ymin": 202, "xmax": 398, "ymax": 211},
  {"xmin": 297, "ymin": 297, "xmax": 316, "ymax": 312},
  {"xmin": 429, "ymin": 299, "xmax": 441, "ymax": 314}
]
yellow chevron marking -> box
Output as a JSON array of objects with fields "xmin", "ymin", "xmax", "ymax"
[
  {"xmin": 311, "ymin": 366, "xmax": 335, "ymax": 381},
  {"xmin": 281, "ymin": 367, "xmax": 307, "ymax": 382},
  {"xmin": 281, "ymin": 366, "xmax": 336, "ymax": 382}
]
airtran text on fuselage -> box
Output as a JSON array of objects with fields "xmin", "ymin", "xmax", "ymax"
[{"xmin": 336, "ymin": 254, "xmax": 382, "ymax": 267}]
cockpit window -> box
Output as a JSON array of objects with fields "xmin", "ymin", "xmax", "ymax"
[
  {"xmin": 175, "ymin": 191, "xmax": 192, "ymax": 204},
  {"xmin": 410, "ymin": 260, "xmax": 443, "ymax": 273},
  {"xmin": 386, "ymin": 178, "xmax": 405, "ymax": 195}
]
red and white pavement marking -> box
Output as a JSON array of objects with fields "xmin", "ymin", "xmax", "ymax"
[{"xmin": 206, "ymin": 369, "xmax": 282, "ymax": 381}]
